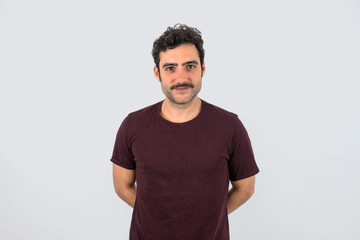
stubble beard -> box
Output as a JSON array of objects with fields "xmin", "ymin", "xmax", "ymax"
[{"xmin": 160, "ymin": 76, "xmax": 202, "ymax": 106}]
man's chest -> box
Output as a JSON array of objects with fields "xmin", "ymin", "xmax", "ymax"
[{"xmin": 131, "ymin": 124, "xmax": 231, "ymax": 189}]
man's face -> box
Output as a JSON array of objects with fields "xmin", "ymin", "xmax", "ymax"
[{"xmin": 154, "ymin": 44, "xmax": 205, "ymax": 106}]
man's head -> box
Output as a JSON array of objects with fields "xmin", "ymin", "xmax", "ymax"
[
  {"xmin": 152, "ymin": 24, "xmax": 205, "ymax": 72},
  {"xmin": 152, "ymin": 24, "xmax": 206, "ymax": 106}
]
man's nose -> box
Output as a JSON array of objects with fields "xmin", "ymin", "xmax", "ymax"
[{"xmin": 174, "ymin": 68, "xmax": 186, "ymax": 80}]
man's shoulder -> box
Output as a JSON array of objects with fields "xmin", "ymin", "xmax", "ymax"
[
  {"xmin": 203, "ymin": 100, "xmax": 239, "ymax": 121},
  {"xmin": 128, "ymin": 101, "xmax": 161, "ymax": 117},
  {"xmin": 123, "ymin": 101, "xmax": 161, "ymax": 125},
  {"xmin": 203, "ymin": 100, "xmax": 248, "ymax": 135}
]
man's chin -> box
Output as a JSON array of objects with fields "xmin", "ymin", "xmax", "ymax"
[{"xmin": 168, "ymin": 96, "xmax": 198, "ymax": 106}]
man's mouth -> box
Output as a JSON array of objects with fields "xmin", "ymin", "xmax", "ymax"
[
  {"xmin": 171, "ymin": 83, "xmax": 194, "ymax": 90},
  {"xmin": 175, "ymin": 86, "xmax": 189, "ymax": 90}
]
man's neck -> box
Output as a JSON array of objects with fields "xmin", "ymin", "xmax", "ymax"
[{"xmin": 160, "ymin": 97, "xmax": 202, "ymax": 123}]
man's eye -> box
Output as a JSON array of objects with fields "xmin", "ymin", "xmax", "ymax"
[
  {"xmin": 187, "ymin": 65, "xmax": 196, "ymax": 70},
  {"xmin": 165, "ymin": 67, "xmax": 174, "ymax": 71}
]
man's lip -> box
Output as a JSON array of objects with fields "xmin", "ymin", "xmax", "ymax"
[{"xmin": 174, "ymin": 86, "xmax": 190, "ymax": 91}]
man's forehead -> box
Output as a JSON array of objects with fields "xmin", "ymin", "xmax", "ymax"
[{"xmin": 159, "ymin": 44, "xmax": 200, "ymax": 64}]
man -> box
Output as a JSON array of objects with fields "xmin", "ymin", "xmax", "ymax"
[{"xmin": 111, "ymin": 24, "xmax": 259, "ymax": 240}]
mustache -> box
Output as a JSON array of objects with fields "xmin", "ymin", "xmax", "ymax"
[{"xmin": 170, "ymin": 83, "xmax": 194, "ymax": 90}]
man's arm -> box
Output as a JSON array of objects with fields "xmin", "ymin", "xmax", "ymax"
[
  {"xmin": 112, "ymin": 163, "xmax": 137, "ymax": 208},
  {"xmin": 227, "ymin": 175, "xmax": 256, "ymax": 214}
]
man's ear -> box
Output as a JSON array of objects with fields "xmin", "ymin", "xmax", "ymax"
[
  {"xmin": 201, "ymin": 62, "xmax": 206, "ymax": 77},
  {"xmin": 154, "ymin": 66, "xmax": 161, "ymax": 82}
]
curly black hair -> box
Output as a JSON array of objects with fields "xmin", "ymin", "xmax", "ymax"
[{"xmin": 152, "ymin": 24, "xmax": 205, "ymax": 70}]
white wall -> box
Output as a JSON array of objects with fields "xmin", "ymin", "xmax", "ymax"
[{"xmin": 1, "ymin": 0, "xmax": 359, "ymax": 239}]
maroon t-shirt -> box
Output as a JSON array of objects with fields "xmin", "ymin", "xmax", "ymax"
[{"xmin": 111, "ymin": 99, "xmax": 259, "ymax": 240}]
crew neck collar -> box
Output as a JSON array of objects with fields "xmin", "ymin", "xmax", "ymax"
[{"xmin": 157, "ymin": 98, "xmax": 207, "ymax": 127}]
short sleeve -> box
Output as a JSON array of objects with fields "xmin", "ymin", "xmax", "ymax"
[
  {"xmin": 110, "ymin": 116, "xmax": 136, "ymax": 170},
  {"xmin": 228, "ymin": 117, "xmax": 259, "ymax": 181}
]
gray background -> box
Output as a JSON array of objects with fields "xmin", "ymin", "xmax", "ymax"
[{"xmin": 1, "ymin": 0, "xmax": 359, "ymax": 239}]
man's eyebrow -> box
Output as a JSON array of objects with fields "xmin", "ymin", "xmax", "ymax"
[
  {"xmin": 162, "ymin": 63, "xmax": 178, "ymax": 69},
  {"xmin": 182, "ymin": 60, "xmax": 199, "ymax": 66},
  {"xmin": 162, "ymin": 61, "xmax": 199, "ymax": 69}
]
